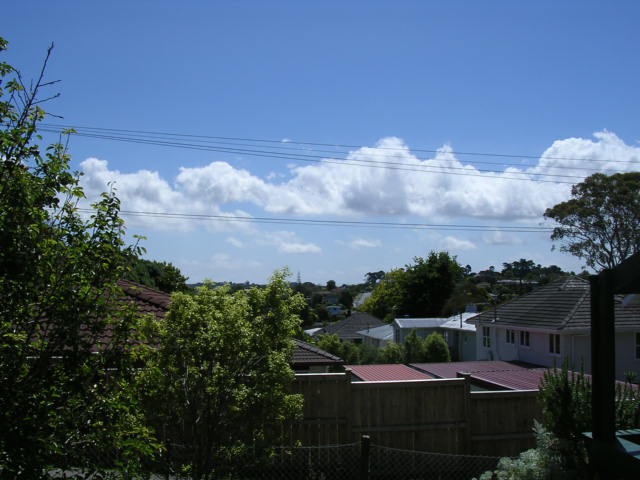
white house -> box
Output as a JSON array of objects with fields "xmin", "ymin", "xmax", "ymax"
[
  {"xmin": 392, "ymin": 311, "xmax": 478, "ymax": 361},
  {"xmin": 469, "ymin": 276, "xmax": 640, "ymax": 381},
  {"xmin": 357, "ymin": 324, "xmax": 394, "ymax": 348}
]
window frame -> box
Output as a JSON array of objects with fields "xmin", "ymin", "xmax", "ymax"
[
  {"xmin": 519, "ymin": 330, "xmax": 530, "ymax": 347},
  {"xmin": 482, "ymin": 326, "xmax": 491, "ymax": 348},
  {"xmin": 506, "ymin": 329, "xmax": 515, "ymax": 344},
  {"xmin": 549, "ymin": 333, "xmax": 560, "ymax": 355}
]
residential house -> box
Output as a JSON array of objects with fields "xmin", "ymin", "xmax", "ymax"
[
  {"xmin": 469, "ymin": 276, "xmax": 640, "ymax": 381},
  {"xmin": 357, "ymin": 323, "xmax": 394, "ymax": 348},
  {"xmin": 392, "ymin": 310, "xmax": 479, "ymax": 360},
  {"xmin": 392, "ymin": 317, "xmax": 447, "ymax": 344},
  {"xmin": 439, "ymin": 312, "xmax": 478, "ymax": 361},
  {"xmin": 308, "ymin": 311, "xmax": 384, "ymax": 343}
]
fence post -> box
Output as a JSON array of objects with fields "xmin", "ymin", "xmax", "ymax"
[{"xmin": 360, "ymin": 434, "xmax": 370, "ymax": 480}]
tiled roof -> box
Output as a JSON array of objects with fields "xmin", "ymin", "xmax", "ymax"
[
  {"xmin": 471, "ymin": 276, "xmax": 640, "ymax": 331},
  {"xmin": 346, "ymin": 364, "xmax": 433, "ymax": 382},
  {"xmin": 313, "ymin": 312, "xmax": 384, "ymax": 341},
  {"xmin": 291, "ymin": 339, "xmax": 343, "ymax": 366},
  {"xmin": 118, "ymin": 280, "xmax": 171, "ymax": 320}
]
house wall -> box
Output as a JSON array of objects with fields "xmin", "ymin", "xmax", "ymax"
[
  {"xmin": 476, "ymin": 325, "xmax": 564, "ymax": 367},
  {"xmin": 459, "ymin": 332, "xmax": 476, "ymax": 361},
  {"xmin": 615, "ymin": 331, "xmax": 640, "ymax": 381}
]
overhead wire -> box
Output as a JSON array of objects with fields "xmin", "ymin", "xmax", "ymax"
[
  {"xmin": 76, "ymin": 208, "xmax": 553, "ymax": 233},
  {"xmin": 41, "ymin": 122, "xmax": 640, "ymax": 166},
  {"xmin": 38, "ymin": 125, "xmax": 624, "ymax": 184}
]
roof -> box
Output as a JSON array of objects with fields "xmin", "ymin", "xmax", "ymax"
[
  {"xmin": 291, "ymin": 339, "xmax": 343, "ymax": 366},
  {"xmin": 411, "ymin": 360, "xmax": 546, "ymax": 390},
  {"xmin": 357, "ymin": 324, "xmax": 394, "ymax": 342},
  {"xmin": 118, "ymin": 279, "xmax": 171, "ymax": 320},
  {"xmin": 393, "ymin": 317, "xmax": 447, "ymax": 329},
  {"xmin": 439, "ymin": 312, "xmax": 478, "ymax": 332},
  {"xmin": 312, "ymin": 311, "xmax": 384, "ymax": 341},
  {"xmin": 345, "ymin": 364, "xmax": 433, "ymax": 382},
  {"xmin": 470, "ymin": 275, "xmax": 640, "ymax": 331}
]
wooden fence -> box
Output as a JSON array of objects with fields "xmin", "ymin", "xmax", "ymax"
[{"xmin": 288, "ymin": 371, "xmax": 541, "ymax": 457}]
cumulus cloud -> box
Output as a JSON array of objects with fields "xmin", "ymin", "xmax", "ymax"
[
  {"xmin": 440, "ymin": 236, "xmax": 477, "ymax": 251},
  {"xmin": 349, "ymin": 238, "xmax": 382, "ymax": 249},
  {"xmin": 78, "ymin": 131, "xmax": 639, "ymax": 231},
  {"xmin": 257, "ymin": 230, "xmax": 321, "ymax": 254}
]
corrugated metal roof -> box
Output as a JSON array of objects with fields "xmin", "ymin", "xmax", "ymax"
[
  {"xmin": 357, "ymin": 324, "xmax": 394, "ymax": 341},
  {"xmin": 411, "ymin": 360, "xmax": 532, "ymax": 379},
  {"xmin": 345, "ymin": 364, "xmax": 432, "ymax": 382},
  {"xmin": 439, "ymin": 312, "xmax": 478, "ymax": 332},
  {"xmin": 394, "ymin": 318, "xmax": 447, "ymax": 329},
  {"xmin": 471, "ymin": 368, "xmax": 548, "ymax": 390}
]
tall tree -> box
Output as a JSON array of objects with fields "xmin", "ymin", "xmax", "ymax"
[
  {"xmin": 0, "ymin": 38, "xmax": 154, "ymax": 475},
  {"xmin": 141, "ymin": 270, "xmax": 305, "ymax": 479},
  {"xmin": 361, "ymin": 252, "xmax": 463, "ymax": 320},
  {"xmin": 544, "ymin": 172, "xmax": 640, "ymax": 271},
  {"xmin": 124, "ymin": 255, "xmax": 189, "ymax": 292}
]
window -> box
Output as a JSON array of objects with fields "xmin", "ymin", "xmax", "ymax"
[
  {"xmin": 519, "ymin": 330, "xmax": 530, "ymax": 347},
  {"xmin": 636, "ymin": 333, "xmax": 640, "ymax": 360},
  {"xmin": 549, "ymin": 334, "xmax": 560, "ymax": 355},
  {"xmin": 506, "ymin": 329, "xmax": 515, "ymax": 344},
  {"xmin": 482, "ymin": 326, "xmax": 491, "ymax": 348}
]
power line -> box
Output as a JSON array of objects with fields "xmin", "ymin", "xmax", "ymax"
[
  {"xmin": 41, "ymin": 122, "xmax": 640, "ymax": 166},
  {"xmin": 40, "ymin": 127, "xmax": 587, "ymax": 184},
  {"xmin": 41, "ymin": 125, "xmax": 618, "ymax": 176},
  {"xmin": 76, "ymin": 208, "xmax": 553, "ymax": 233}
]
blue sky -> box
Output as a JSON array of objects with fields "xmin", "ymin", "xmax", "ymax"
[{"xmin": 4, "ymin": 1, "xmax": 640, "ymax": 284}]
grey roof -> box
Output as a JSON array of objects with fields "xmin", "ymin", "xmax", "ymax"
[
  {"xmin": 472, "ymin": 275, "xmax": 640, "ymax": 331},
  {"xmin": 393, "ymin": 317, "xmax": 447, "ymax": 329},
  {"xmin": 439, "ymin": 312, "xmax": 478, "ymax": 332},
  {"xmin": 357, "ymin": 324, "xmax": 394, "ymax": 341},
  {"xmin": 312, "ymin": 311, "xmax": 385, "ymax": 341}
]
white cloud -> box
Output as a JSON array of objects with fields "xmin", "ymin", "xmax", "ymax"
[
  {"xmin": 349, "ymin": 238, "xmax": 382, "ymax": 249},
  {"xmin": 79, "ymin": 131, "xmax": 639, "ymax": 231},
  {"xmin": 257, "ymin": 230, "xmax": 321, "ymax": 254},
  {"xmin": 226, "ymin": 237, "xmax": 244, "ymax": 248},
  {"xmin": 440, "ymin": 236, "xmax": 477, "ymax": 251},
  {"xmin": 482, "ymin": 231, "xmax": 524, "ymax": 246}
]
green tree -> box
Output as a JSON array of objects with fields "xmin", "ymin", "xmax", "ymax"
[
  {"xmin": 0, "ymin": 38, "xmax": 156, "ymax": 476},
  {"xmin": 360, "ymin": 268, "xmax": 405, "ymax": 321},
  {"xmin": 338, "ymin": 290, "xmax": 354, "ymax": 309},
  {"xmin": 361, "ymin": 252, "xmax": 463, "ymax": 319},
  {"xmin": 544, "ymin": 172, "xmax": 640, "ymax": 271},
  {"xmin": 326, "ymin": 279, "xmax": 336, "ymax": 291},
  {"xmin": 379, "ymin": 342, "xmax": 405, "ymax": 364},
  {"xmin": 403, "ymin": 329, "xmax": 425, "ymax": 363},
  {"xmin": 423, "ymin": 332, "xmax": 451, "ymax": 362},
  {"xmin": 141, "ymin": 270, "xmax": 304, "ymax": 479},
  {"xmin": 124, "ymin": 255, "xmax": 189, "ymax": 292}
]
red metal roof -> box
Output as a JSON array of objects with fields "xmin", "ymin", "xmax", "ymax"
[
  {"xmin": 471, "ymin": 368, "xmax": 548, "ymax": 390},
  {"xmin": 411, "ymin": 360, "xmax": 533, "ymax": 379},
  {"xmin": 345, "ymin": 364, "xmax": 432, "ymax": 382}
]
